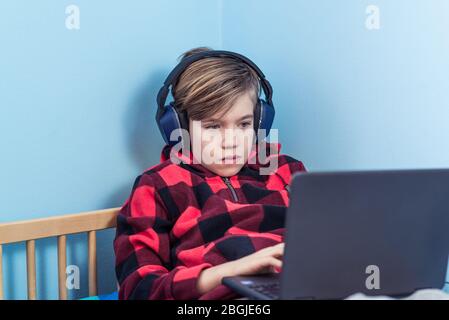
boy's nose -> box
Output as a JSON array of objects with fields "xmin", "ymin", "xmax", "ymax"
[{"xmin": 222, "ymin": 136, "xmax": 238, "ymax": 147}]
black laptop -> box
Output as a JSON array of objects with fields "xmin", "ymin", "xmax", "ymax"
[{"xmin": 222, "ymin": 169, "xmax": 449, "ymax": 299}]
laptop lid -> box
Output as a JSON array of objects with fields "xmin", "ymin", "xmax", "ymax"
[{"xmin": 280, "ymin": 169, "xmax": 449, "ymax": 299}]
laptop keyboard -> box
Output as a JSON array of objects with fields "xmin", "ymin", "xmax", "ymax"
[{"xmin": 247, "ymin": 282, "xmax": 280, "ymax": 299}]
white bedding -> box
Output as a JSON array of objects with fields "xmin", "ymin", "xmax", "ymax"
[{"xmin": 346, "ymin": 289, "xmax": 449, "ymax": 300}]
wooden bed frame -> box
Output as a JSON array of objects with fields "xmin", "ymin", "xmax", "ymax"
[{"xmin": 0, "ymin": 208, "xmax": 120, "ymax": 300}]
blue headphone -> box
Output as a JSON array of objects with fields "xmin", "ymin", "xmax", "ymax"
[{"xmin": 156, "ymin": 50, "xmax": 275, "ymax": 146}]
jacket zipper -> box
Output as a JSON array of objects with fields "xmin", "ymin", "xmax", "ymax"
[{"xmin": 222, "ymin": 177, "xmax": 239, "ymax": 202}]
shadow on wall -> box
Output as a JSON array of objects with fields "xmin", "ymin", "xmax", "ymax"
[
  {"xmin": 102, "ymin": 69, "xmax": 168, "ymax": 210},
  {"xmin": 126, "ymin": 69, "xmax": 168, "ymax": 172}
]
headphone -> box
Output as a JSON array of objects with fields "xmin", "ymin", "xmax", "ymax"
[{"xmin": 156, "ymin": 50, "xmax": 275, "ymax": 146}]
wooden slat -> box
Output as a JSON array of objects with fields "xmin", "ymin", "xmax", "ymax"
[
  {"xmin": 26, "ymin": 240, "xmax": 36, "ymax": 300},
  {"xmin": 57, "ymin": 235, "xmax": 67, "ymax": 300},
  {"xmin": 0, "ymin": 208, "xmax": 119, "ymax": 245},
  {"xmin": 0, "ymin": 244, "xmax": 3, "ymax": 300},
  {"xmin": 88, "ymin": 231, "xmax": 97, "ymax": 296}
]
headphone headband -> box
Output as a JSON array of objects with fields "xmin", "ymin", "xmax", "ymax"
[{"xmin": 156, "ymin": 50, "xmax": 273, "ymax": 112}]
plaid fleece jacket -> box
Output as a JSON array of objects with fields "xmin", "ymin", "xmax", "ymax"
[{"xmin": 114, "ymin": 143, "xmax": 306, "ymax": 300}]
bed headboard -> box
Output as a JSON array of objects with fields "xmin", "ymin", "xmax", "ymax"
[{"xmin": 0, "ymin": 207, "xmax": 120, "ymax": 300}]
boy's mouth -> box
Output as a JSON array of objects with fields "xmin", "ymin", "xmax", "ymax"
[{"xmin": 221, "ymin": 155, "xmax": 241, "ymax": 162}]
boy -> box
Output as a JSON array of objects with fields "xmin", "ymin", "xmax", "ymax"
[{"xmin": 114, "ymin": 47, "xmax": 306, "ymax": 300}]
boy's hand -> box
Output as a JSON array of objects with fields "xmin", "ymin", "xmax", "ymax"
[
  {"xmin": 229, "ymin": 242, "xmax": 284, "ymax": 275},
  {"xmin": 197, "ymin": 243, "xmax": 284, "ymax": 295}
]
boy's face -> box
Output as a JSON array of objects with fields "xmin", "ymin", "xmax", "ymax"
[{"xmin": 189, "ymin": 91, "xmax": 256, "ymax": 177}]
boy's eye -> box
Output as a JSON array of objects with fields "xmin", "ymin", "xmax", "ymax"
[
  {"xmin": 204, "ymin": 124, "xmax": 220, "ymax": 130},
  {"xmin": 239, "ymin": 121, "xmax": 252, "ymax": 128}
]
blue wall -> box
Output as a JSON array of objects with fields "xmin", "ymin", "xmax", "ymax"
[
  {"xmin": 1, "ymin": 0, "xmax": 448, "ymax": 298},
  {"xmin": 223, "ymin": 0, "xmax": 449, "ymax": 171}
]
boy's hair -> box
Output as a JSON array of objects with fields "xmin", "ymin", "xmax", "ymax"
[{"xmin": 172, "ymin": 47, "xmax": 261, "ymax": 120}]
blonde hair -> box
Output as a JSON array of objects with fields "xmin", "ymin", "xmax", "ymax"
[{"xmin": 172, "ymin": 47, "xmax": 260, "ymax": 120}]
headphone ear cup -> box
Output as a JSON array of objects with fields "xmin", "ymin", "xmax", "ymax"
[
  {"xmin": 256, "ymin": 99, "xmax": 275, "ymax": 139},
  {"xmin": 157, "ymin": 102, "xmax": 185, "ymax": 146}
]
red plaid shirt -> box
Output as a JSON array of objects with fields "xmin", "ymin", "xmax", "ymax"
[{"xmin": 114, "ymin": 143, "xmax": 306, "ymax": 300}]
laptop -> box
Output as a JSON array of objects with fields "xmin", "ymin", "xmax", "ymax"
[{"xmin": 222, "ymin": 169, "xmax": 449, "ymax": 299}]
